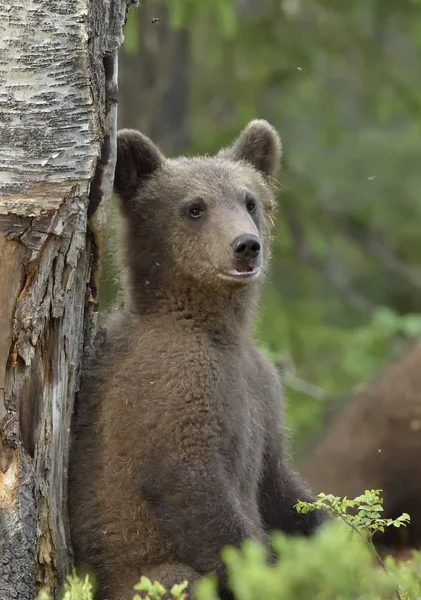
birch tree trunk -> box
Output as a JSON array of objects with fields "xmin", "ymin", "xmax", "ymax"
[{"xmin": 0, "ymin": 1, "xmax": 129, "ymax": 597}]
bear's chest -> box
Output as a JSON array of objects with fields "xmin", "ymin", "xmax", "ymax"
[{"xmin": 213, "ymin": 351, "xmax": 267, "ymax": 493}]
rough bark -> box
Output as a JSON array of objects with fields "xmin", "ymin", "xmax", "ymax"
[{"xmin": 0, "ymin": 0, "xmax": 129, "ymax": 597}]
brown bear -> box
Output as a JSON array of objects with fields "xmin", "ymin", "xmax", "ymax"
[
  {"xmin": 302, "ymin": 340, "xmax": 421, "ymax": 552},
  {"xmin": 68, "ymin": 120, "xmax": 327, "ymax": 600}
]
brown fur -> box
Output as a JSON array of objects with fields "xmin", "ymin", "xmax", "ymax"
[
  {"xmin": 302, "ymin": 340, "xmax": 421, "ymax": 550},
  {"xmin": 68, "ymin": 120, "xmax": 327, "ymax": 600}
]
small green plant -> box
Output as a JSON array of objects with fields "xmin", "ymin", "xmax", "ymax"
[
  {"xmin": 296, "ymin": 489, "xmax": 410, "ymax": 555},
  {"xmin": 295, "ymin": 490, "xmax": 416, "ymax": 600},
  {"xmin": 36, "ymin": 571, "xmax": 94, "ymax": 600},
  {"xmin": 133, "ymin": 576, "xmax": 189, "ymax": 599}
]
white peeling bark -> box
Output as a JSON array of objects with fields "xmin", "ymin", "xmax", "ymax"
[{"xmin": 0, "ymin": 0, "xmax": 129, "ymax": 597}]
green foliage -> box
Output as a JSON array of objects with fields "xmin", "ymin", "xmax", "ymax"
[
  {"xmin": 36, "ymin": 572, "xmax": 93, "ymax": 600},
  {"xmin": 386, "ymin": 553, "xmax": 421, "ymax": 600},
  {"xmin": 168, "ymin": 0, "xmax": 237, "ymax": 37},
  {"xmin": 123, "ymin": 7, "xmax": 141, "ymax": 54},
  {"xmin": 195, "ymin": 490, "xmax": 420, "ymax": 600},
  {"xmin": 123, "ymin": 0, "xmax": 237, "ymax": 56},
  {"xmin": 296, "ymin": 489, "xmax": 410, "ymax": 539},
  {"xmin": 37, "ymin": 492, "xmax": 421, "ymax": 600},
  {"xmin": 133, "ymin": 576, "xmax": 189, "ymax": 599},
  {"xmin": 197, "ymin": 523, "xmax": 393, "ymax": 600},
  {"xmin": 258, "ymin": 306, "xmax": 421, "ymax": 448}
]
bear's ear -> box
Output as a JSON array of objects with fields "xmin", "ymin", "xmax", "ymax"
[
  {"xmin": 218, "ymin": 120, "xmax": 281, "ymax": 178},
  {"xmin": 114, "ymin": 129, "xmax": 165, "ymax": 201}
]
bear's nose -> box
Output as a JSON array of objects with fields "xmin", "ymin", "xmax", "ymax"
[{"xmin": 232, "ymin": 234, "xmax": 261, "ymax": 260}]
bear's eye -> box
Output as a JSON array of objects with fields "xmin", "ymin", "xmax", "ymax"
[
  {"xmin": 246, "ymin": 193, "xmax": 257, "ymax": 215},
  {"xmin": 187, "ymin": 202, "xmax": 206, "ymax": 220}
]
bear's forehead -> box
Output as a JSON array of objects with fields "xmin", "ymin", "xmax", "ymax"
[{"xmin": 159, "ymin": 156, "xmax": 266, "ymax": 197}]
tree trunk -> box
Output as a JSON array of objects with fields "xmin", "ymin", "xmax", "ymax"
[{"xmin": 0, "ymin": 0, "xmax": 129, "ymax": 597}]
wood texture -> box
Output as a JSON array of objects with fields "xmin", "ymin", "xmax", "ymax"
[{"xmin": 0, "ymin": 0, "xmax": 128, "ymax": 597}]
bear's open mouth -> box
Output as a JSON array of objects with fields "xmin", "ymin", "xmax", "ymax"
[
  {"xmin": 222, "ymin": 266, "xmax": 261, "ymax": 280},
  {"xmin": 235, "ymin": 264, "xmax": 255, "ymax": 273}
]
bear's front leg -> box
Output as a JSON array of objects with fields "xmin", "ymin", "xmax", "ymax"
[
  {"xmin": 259, "ymin": 453, "xmax": 330, "ymax": 537},
  {"xmin": 140, "ymin": 451, "xmax": 266, "ymax": 596}
]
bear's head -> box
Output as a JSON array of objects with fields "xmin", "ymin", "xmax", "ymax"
[{"xmin": 113, "ymin": 120, "xmax": 281, "ymax": 314}]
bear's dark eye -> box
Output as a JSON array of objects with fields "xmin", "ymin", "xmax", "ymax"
[
  {"xmin": 189, "ymin": 205, "xmax": 204, "ymax": 219},
  {"xmin": 245, "ymin": 193, "xmax": 257, "ymax": 215},
  {"xmin": 185, "ymin": 200, "xmax": 206, "ymax": 220}
]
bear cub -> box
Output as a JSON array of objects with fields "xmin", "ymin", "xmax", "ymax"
[{"xmin": 68, "ymin": 120, "xmax": 327, "ymax": 600}]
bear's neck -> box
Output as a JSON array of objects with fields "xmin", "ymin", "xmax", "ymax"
[{"xmin": 128, "ymin": 271, "xmax": 260, "ymax": 339}]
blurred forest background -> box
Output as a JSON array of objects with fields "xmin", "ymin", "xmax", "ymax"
[{"xmin": 100, "ymin": 0, "xmax": 421, "ymax": 457}]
